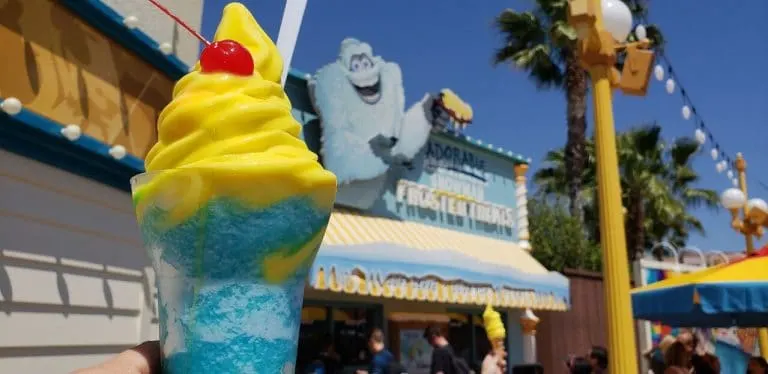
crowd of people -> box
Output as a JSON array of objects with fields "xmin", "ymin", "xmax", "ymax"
[
  {"xmin": 642, "ymin": 330, "xmax": 767, "ymax": 374},
  {"xmin": 565, "ymin": 346, "xmax": 608, "ymax": 374},
  {"xmin": 306, "ymin": 325, "xmax": 504, "ymax": 374},
  {"xmin": 307, "ymin": 326, "xmax": 768, "ymax": 374}
]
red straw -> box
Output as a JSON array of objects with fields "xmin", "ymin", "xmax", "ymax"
[{"xmin": 146, "ymin": 0, "xmax": 210, "ymax": 46}]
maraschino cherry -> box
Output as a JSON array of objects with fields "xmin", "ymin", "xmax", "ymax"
[
  {"xmin": 145, "ymin": 0, "xmax": 255, "ymax": 76},
  {"xmin": 199, "ymin": 40, "xmax": 255, "ymax": 76}
]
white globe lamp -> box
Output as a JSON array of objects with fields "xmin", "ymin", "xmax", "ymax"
[
  {"xmin": 747, "ymin": 198, "xmax": 768, "ymax": 214},
  {"xmin": 720, "ymin": 188, "xmax": 746, "ymax": 210},
  {"xmin": 601, "ymin": 0, "xmax": 633, "ymax": 41}
]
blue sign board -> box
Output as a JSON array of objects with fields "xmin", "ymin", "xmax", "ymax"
[{"xmin": 287, "ymin": 38, "xmax": 522, "ymax": 241}]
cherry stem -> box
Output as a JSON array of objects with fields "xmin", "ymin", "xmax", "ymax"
[{"xmin": 146, "ymin": 0, "xmax": 210, "ymax": 46}]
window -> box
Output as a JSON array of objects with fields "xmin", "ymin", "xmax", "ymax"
[{"xmin": 297, "ymin": 304, "xmax": 382, "ymax": 373}]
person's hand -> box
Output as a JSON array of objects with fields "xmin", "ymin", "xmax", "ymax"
[
  {"xmin": 496, "ymin": 349, "xmax": 508, "ymax": 372},
  {"xmin": 71, "ymin": 341, "xmax": 160, "ymax": 374}
]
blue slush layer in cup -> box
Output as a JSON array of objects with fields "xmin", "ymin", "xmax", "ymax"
[{"xmin": 137, "ymin": 195, "xmax": 330, "ymax": 374}]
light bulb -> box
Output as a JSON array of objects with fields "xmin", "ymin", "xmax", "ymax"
[
  {"xmin": 727, "ymin": 170, "xmax": 734, "ymax": 179},
  {"xmin": 109, "ymin": 145, "xmax": 127, "ymax": 160},
  {"xmin": 710, "ymin": 148, "xmax": 718, "ymax": 160},
  {"xmin": 682, "ymin": 105, "xmax": 691, "ymax": 120},
  {"xmin": 634, "ymin": 24, "xmax": 647, "ymax": 40},
  {"xmin": 747, "ymin": 198, "xmax": 768, "ymax": 214},
  {"xmin": 694, "ymin": 129, "xmax": 706, "ymax": 145},
  {"xmin": 716, "ymin": 162, "xmax": 725, "ymax": 173},
  {"xmin": 159, "ymin": 42, "xmax": 174, "ymax": 56},
  {"xmin": 123, "ymin": 16, "xmax": 139, "ymax": 29},
  {"xmin": 0, "ymin": 97, "xmax": 22, "ymax": 115},
  {"xmin": 654, "ymin": 65, "xmax": 665, "ymax": 81},
  {"xmin": 60, "ymin": 124, "xmax": 82, "ymax": 141},
  {"xmin": 666, "ymin": 79, "xmax": 676, "ymax": 94},
  {"xmin": 720, "ymin": 188, "xmax": 746, "ymax": 209},
  {"xmin": 732, "ymin": 178, "xmax": 739, "ymax": 187},
  {"xmin": 601, "ymin": 0, "xmax": 633, "ymax": 41}
]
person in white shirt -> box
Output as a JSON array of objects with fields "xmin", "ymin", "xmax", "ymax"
[{"xmin": 480, "ymin": 346, "xmax": 505, "ymax": 374}]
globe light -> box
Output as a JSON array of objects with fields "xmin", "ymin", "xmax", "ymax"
[
  {"xmin": 0, "ymin": 97, "xmax": 22, "ymax": 115},
  {"xmin": 123, "ymin": 15, "xmax": 139, "ymax": 29},
  {"xmin": 654, "ymin": 65, "xmax": 665, "ymax": 81},
  {"xmin": 634, "ymin": 24, "xmax": 647, "ymax": 40},
  {"xmin": 601, "ymin": 0, "xmax": 633, "ymax": 41},
  {"xmin": 747, "ymin": 198, "xmax": 768, "ymax": 214},
  {"xmin": 710, "ymin": 148, "xmax": 718, "ymax": 160},
  {"xmin": 727, "ymin": 170, "xmax": 734, "ymax": 179},
  {"xmin": 720, "ymin": 188, "xmax": 746, "ymax": 209}
]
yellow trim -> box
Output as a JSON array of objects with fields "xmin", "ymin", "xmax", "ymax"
[
  {"xmin": 631, "ymin": 257, "xmax": 768, "ymax": 293},
  {"xmin": 312, "ymin": 209, "xmax": 568, "ymax": 311}
]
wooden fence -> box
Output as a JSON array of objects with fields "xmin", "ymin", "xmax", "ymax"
[{"xmin": 535, "ymin": 268, "xmax": 638, "ymax": 373}]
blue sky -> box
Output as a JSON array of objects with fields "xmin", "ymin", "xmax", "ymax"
[{"xmin": 200, "ymin": 0, "xmax": 768, "ymax": 253}]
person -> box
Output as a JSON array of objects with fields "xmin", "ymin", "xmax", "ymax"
[
  {"xmin": 748, "ymin": 357, "xmax": 768, "ymax": 374},
  {"xmin": 645, "ymin": 335, "xmax": 676, "ymax": 374},
  {"xmin": 664, "ymin": 341, "xmax": 692, "ymax": 370},
  {"xmin": 588, "ymin": 346, "xmax": 608, "ymax": 374},
  {"xmin": 691, "ymin": 353, "xmax": 720, "ymax": 374},
  {"xmin": 566, "ymin": 356, "xmax": 592, "ymax": 374},
  {"xmin": 423, "ymin": 325, "xmax": 469, "ymax": 374},
  {"xmin": 72, "ymin": 341, "xmax": 160, "ymax": 374},
  {"xmin": 357, "ymin": 328, "xmax": 395, "ymax": 374},
  {"xmin": 480, "ymin": 342, "xmax": 507, "ymax": 374},
  {"xmin": 677, "ymin": 330, "xmax": 697, "ymax": 353}
]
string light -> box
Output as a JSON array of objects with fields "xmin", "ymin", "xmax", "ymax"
[
  {"xmin": 681, "ymin": 105, "xmax": 691, "ymax": 120},
  {"xmin": 640, "ymin": 12, "xmax": 740, "ymax": 187}
]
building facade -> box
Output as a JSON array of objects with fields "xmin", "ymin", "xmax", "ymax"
[
  {"xmin": 0, "ymin": 1, "xmax": 568, "ymax": 373},
  {"xmin": 0, "ymin": 1, "xmax": 194, "ymax": 372}
]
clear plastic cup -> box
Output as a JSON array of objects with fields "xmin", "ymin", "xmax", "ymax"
[{"xmin": 131, "ymin": 169, "xmax": 332, "ymax": 373}]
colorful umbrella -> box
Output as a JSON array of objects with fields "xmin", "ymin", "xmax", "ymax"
[{"xmin": 631, "ymin": 246, "xmax": 768, "ymax": 327}]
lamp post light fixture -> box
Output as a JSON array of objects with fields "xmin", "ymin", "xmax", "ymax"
[
  {"xmin": 719, "ymin": 153, "xmax": 768, "ymax": 359},
  {"xmin": 567, "ymin": 0, "xmax": 657, "ymax": 371}
]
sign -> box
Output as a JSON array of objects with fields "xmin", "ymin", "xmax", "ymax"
[
  {"xmin": 399, "ymin": 329, "xmax": 432, "ymax": 374},
  {"xmin": 424, "ymin": 141, "xmax": 485, "ymax": 182},
  {"xmin": 308, "ymin": 38, "xmax": 519, "ymax": 241},
  {"xmin": 0, "ymin": 0, "xmax": 173, "ymax": 159},
  {"xmin": 395, "ymin": 180, "xmax": 515, "ymax": 229}
]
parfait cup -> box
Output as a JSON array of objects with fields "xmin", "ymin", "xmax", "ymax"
[{"xmin": 131, "ymin": 169, "xmax": 333, "ymax": 373}]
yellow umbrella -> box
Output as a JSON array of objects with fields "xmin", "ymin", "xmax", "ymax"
[{"xmin": 631, "ymin": 246, "xmax": 768, "ymax": 327}]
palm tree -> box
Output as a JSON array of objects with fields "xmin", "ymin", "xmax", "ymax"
[
  {"xmin": 533, "ymin": 124, "xmax": 718, "ymax": 261},
  {"xmin": 493, "ymin": 0, "xmax": 662, "ymax": 221}
]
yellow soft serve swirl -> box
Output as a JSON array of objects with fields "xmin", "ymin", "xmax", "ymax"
[
  {"xmin": 136, "ymin": 3, "xmax": 336, "ymax": 223},
  {"xmin": 483, "ymin": 303, "xmax": 506, "ymax": 341}
]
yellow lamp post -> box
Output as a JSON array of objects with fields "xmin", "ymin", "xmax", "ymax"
[
  {"xmin": 719, "ymin": 153, "xmax": 768, "ymax": 359},
  {"xmin": 567, "ymin": 0, "xmax": 657, "ymax": 371}
]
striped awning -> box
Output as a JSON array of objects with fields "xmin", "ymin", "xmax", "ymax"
[{"xmin": 309, "ymin": 209, "xmax": 570, "ymax": 311}]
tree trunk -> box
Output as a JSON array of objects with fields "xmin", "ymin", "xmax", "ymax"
[
  {"xmin": 563, "ymin": 50, "xmax": 588, "ymax": 222},
  {"xmin": 625, "ymin": 193, "xmax": 646, "ymax": 262}
]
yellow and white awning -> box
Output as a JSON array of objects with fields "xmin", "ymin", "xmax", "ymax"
[{"xmin": 309, "ymin": 209, "xmax": 569, "ymax": 311}]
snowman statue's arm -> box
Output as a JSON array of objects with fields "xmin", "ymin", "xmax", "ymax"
[{"xmin": 391, "ymin": 93, "xmax": 434, "ymax": 163}]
